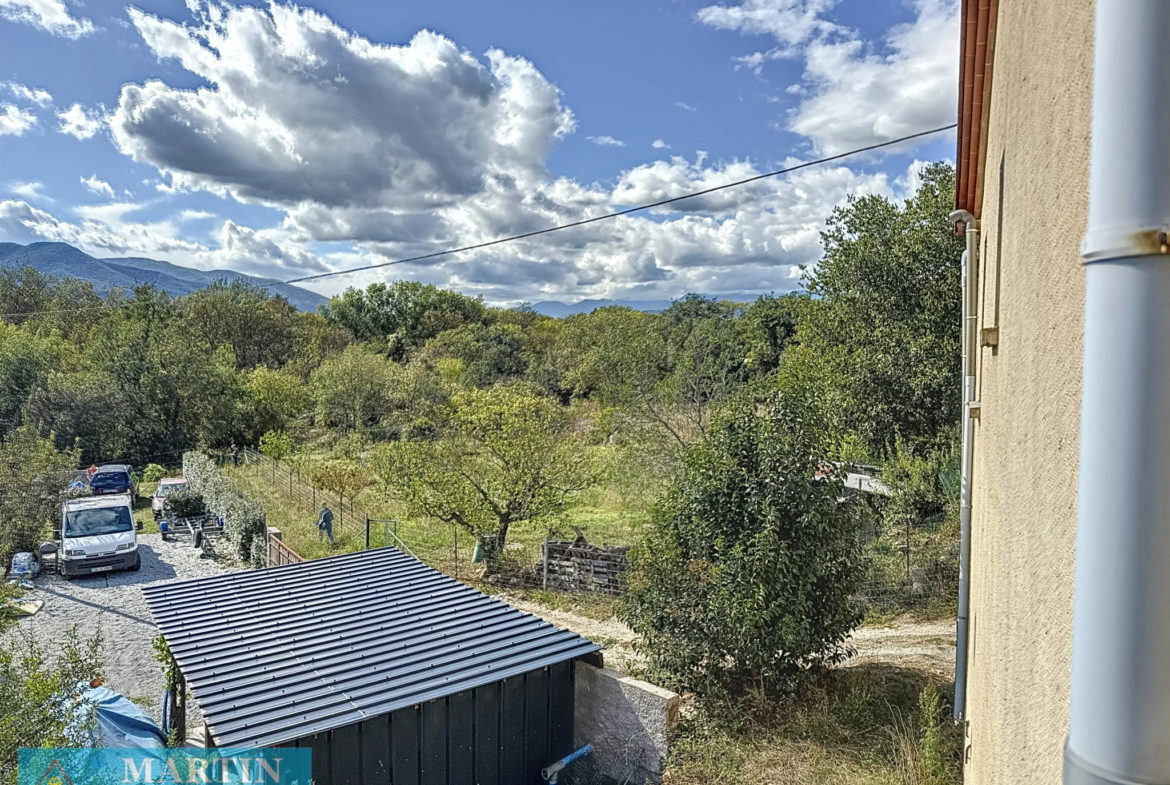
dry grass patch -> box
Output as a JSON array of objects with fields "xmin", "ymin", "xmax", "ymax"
[{"xmin": 665, "ymin": 666, "xmax": 961, "ymax": 785}]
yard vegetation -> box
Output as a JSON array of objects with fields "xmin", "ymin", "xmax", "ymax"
[{"xmin": 0, "ymin": 163, "xmax": 963, "ymax": 783}]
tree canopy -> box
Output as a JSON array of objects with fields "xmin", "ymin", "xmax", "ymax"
[{"xmin": 371, "ymin": 384, "xmax": 595, "ymax": 553}]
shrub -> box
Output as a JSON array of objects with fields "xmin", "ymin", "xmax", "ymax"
[
  {"xmin": 258, "ymin": 430, "xmax": 292, "ymax": 462},
  {"xmin": 142, "ymin": 463, "xmax": 168, "ymax": 483},
  {"xmin": 0, "ymin": 628, "xmax": 103, "ymax": 785},
  {"xmin": 183, "ymin": 452, "xmax": 266, "ymax": 566},
  {"xmin": 620, "ymin": 388, "xmax": 865, "ymax": 703},
  {"xmin": 0, "ymin": 429, "xmax": 79, "ymax": 567},
  {"xmin": 163, "ymin": 489, "xmax": 206, "ymax": 520}
]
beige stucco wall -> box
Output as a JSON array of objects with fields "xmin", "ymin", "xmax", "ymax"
[{"xmin": 964, "ymin": 1, "xmax": 1094, "ymax": 783}]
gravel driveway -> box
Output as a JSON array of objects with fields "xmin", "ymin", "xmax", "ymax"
[{"xmin": 2, "ymin": 534, "xmax": 236, "ymax": 729}]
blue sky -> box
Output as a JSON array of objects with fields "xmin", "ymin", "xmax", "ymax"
[{"xmin": 0, "ymin": 0, "xmax": 958, "ymax": 304}]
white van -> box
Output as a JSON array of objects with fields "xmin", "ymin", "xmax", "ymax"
[{"xmin": 59, "ymin": 495, "xmax": 140, "ymax": 578}]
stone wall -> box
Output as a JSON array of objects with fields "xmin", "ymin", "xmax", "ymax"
[{"xmin": 574, "ymin": 662, "xmax": 679, "ymax": 784}]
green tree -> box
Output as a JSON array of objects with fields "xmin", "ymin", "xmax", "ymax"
[
  {"xmin": 180, "ymin": 280, "xmax": 303, "ymax": 370},
  {"xmin": 27, "ymin": 287, "xmax": 243, "ymax": 463},
  {"xmin": 415, "ymin": 322, "xmax": 528, "ymax": 388},
  {"xmin": 259, "ymin": 430, "xmax": 293, "ymax": 462},
  {"xmin": 371, "ymin": 385, "xmax": 595, "ymax": 553},
  {"xmin": 309, "ymin": 460, "xmax": 372, "ymax": 519},
  {"xmin": 0, "ymin": 322, "xmax": 61, "ymax": 435},
  {"xmin": 787, "ymin": 162, "xmax": 963, "ymax": 458},
  {"xmin": 241, "ymin": 366, "xmax": 310, "ymax": 440},
  {"xmin": 620, "ymin": 388, "xmax": 865, "ymax": 701},
  {"xmin": 743, "ymin": 293, "xmax": 806, "ymax": 375},
  {"xmin": 310, "ymin": 344, "xmax": 404, "ymax": 433},
  {"xmin": 0, "ymin": 427, "xmax": 80, "ymax": 564},
  {"xmin": 322, "ymin": 280, "xmax": 485, "ymax": 360}
]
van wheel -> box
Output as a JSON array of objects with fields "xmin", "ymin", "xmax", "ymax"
[{"xmin": 129, "ymin": 554, "xmax": 141, "ymax": 572}]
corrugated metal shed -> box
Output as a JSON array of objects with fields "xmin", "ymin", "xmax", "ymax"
[{"xmin": 143, "ymin": 547, "xmax": 600, "ymax": 749}]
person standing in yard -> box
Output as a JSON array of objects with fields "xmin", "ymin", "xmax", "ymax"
[
  {"xmin": 231, "ymin": 444, "xmax": 239, "ymax": 467},
  {"xmin": 317, "ymin": 505, "xmax": 334, "ymax": 544}
]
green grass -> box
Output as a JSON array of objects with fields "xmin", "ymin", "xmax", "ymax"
[
  {"xmin": 132, "ymin": 483, "xmax": 160, "ymax": 535},
  {"xmin": 223, "ymin": 460, "xmax": 646, "ymax": 575}
]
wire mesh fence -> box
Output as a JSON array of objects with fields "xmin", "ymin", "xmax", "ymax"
[
  {"xmin": 223, "ymin": 452, "xmax": 958, "ymax": 613},
  {"xmin": 855, "ymin": 516, "xmax": 960, "ymax": 615},
  {"xmin": 234, "ymin": 448, "xmax": 363, "ymax": 529},
  {"xmin": 225, "ymin": 455, "xmax": 634, "ymax": 598}
]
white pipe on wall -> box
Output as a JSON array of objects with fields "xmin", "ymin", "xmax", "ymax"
[
  {"xmin": 1067, "ymin": 1, "xmax": 1170, "ymax": 783},
  {"xmin": 949, "ymin": 211, "xmax": 977, "ymax": 724}
]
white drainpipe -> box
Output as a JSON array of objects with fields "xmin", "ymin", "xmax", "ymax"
[
  {"xmin": 948, "ymin": 211, "xmax": 977, "ymax": 723},
  {"xmin": 1067, "ymin": 1, "xmax": 1170, "ymax": 783}
]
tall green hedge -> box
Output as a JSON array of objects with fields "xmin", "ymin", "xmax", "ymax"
[{"xmin": 182, "ymin": 452, "xmax": 266, "ymax": 567}]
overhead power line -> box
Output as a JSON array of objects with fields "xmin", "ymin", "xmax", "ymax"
[
  {"xmin": 282, "ymin": 124, "xmax": 957, "ymax": 285},
  {"xmin": 0, "ymin": 123, "xmax": 957, "ymax": 319}
]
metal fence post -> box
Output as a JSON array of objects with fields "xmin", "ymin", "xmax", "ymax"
[
  {"xmin": 338, "ymin": 491, "xmax": 343, "ymax": 529},
  {"xmin": 542, "ymin": 537, "xmax": 549, "ymax": 590},
  {"xmin": 365, "ymin": 515, "xmax": 370, "ymax": 551},
  {"xmin": 454, "ymin": 525, "xmax": 459, "ymax": 580}
]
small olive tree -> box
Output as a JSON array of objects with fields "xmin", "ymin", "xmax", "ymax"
[
  {"xmin": 620, "ymin": 387, "xmax": 865, "ymax": 702},
  {"xmin": 372, "ymin": 384, "xmax": 595, "ymax": 555}
]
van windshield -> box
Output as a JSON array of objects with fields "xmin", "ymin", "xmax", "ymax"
[
  {"xmin": 91, "ymin": 472, "xmax": 130, "ymax": 490},
  {"xmin": 156, "ymin": 482, "xmax": 187, "ymax": 497},
  {"xmin": 65, "ymin": 507, "xmax": 133, "ymax": 537}
]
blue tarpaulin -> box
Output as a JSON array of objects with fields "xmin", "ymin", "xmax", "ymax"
[{"xmin": 83, "ymin": 686, "xmax": 166, "ymax": 748}]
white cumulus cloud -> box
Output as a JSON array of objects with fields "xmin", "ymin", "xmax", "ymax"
[
  {"xmin": 75, "ymin": 0, "xmax": 905, "ymax": 301},
  {"xmin": 7, "ymin": 182, "xmax": 51, "ymax": 203},
  {"xmin": 58, "ymin": 103, "xmax": 105, "ymax": 139},
  {"xmin": 4, "ymin": 82, "xmax": 52, "ymax": 106},
  {"xmin": 790, "ymin": 0, "xmax": 959, "ymax": 155},
  {"xmin": 698, "ymin": 0, "xmax": 959, "ymax": 156},
  {"xmin": 698, "ymin": 0, "xmax": 837, "ymax": 52},
  {"xmin": 80, "ymin": 175, "xmax": 115, "ymax": 199},
  {"xmin": 0, "ymin": 0, "xmax": 93, "ymax": 38},
  {"xmin": 652, "ymin": 139, "xmax": 671, "ymax": 149},
  {"xmin": 588, "ymin": 135, "xmax": 625, "ymax": 147},
  {"xmin": 113, "ymin": 4, "xmax": 575, "ymax": 209},
  {"xmin": 0, "ymin": 103, "xmax": 36, "ymax": 136}
]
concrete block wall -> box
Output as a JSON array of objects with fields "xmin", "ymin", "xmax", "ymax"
[{"xmin": 574, "ymin": 662, "xmax": 680, "ymax": 784}]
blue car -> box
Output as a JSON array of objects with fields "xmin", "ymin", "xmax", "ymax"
[{"xmin": 90, "ymin": 464, "xmax": 135, "ymax": 496}]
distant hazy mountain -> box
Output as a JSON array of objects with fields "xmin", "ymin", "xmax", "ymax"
[
  {"xmin": 529, "ymin": 299, "xmax": 673, "ymax": 317},
  {"xmin": 529, "ymin": 293, "xmax": 774, "ymax": 317},
  {"xmin": 0, "ymin": 241, "xmax": 327, "ymax": 312}
]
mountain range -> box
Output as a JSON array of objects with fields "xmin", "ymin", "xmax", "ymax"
[
  {"xmin": 0, "ymin": 241, "xmax": 328, "ymax": 312},
  {"xmin": 0, "ymin": 241, "xmax": 770, "ymax": 318}
]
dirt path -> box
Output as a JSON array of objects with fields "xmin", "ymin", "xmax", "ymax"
[
  {"xmin": 503, "ymin": 593, "xmax": 955, "ymax": 683},
  {"xmin": 847, "ymin": 617, "xmax": 956, "ymax": 680},
  {"xmin": 502, "ymin": 594, "xmax": 644, "ymax": 674}
]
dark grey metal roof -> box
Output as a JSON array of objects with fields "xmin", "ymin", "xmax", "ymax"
[{"xmin": 142, "ymin": 547, "xmax": 600, "ymax": 748}]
